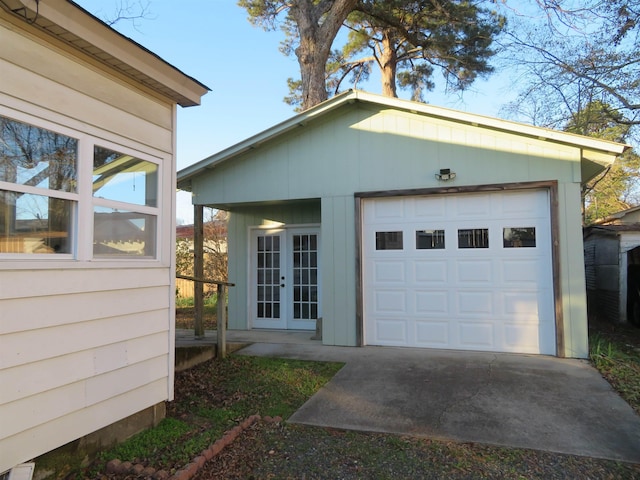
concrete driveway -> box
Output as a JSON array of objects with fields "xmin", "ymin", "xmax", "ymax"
[{"xmin": 237, "ymin": 343, "xmax": 640, "ymax": 463}]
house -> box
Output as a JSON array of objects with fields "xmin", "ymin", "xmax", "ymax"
[
  {"xmin": 0, "ymin": 0, "xmax": 208, "ymax": 474},
  {"xmin": 584, "ymin": 205, "xmax": 640, "ymax": 325},
  {"xmin": 178, "ymin": 90, "xmax": 628, "ymax": 359}
]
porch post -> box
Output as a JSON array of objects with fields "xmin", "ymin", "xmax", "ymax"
[
  {"xmin": 217, "ymin": 284, "xmax": 227, "ymax": 359},
  {"xmin": 194, "ymin": 204, "xmax": 204, "ymax": 338}
]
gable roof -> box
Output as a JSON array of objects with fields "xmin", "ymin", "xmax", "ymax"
[
  {"xmin": 0, "ymin": 0, "xmax": 209, "ymax": 107},
  {"xmin": 177, "ymin": 90, "xmax": 629, "ymax": 191}
]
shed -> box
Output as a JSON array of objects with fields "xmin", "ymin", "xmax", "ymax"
[
  {"xmin": 0, "ymin": 0, "xmax": 208, "ymax": 473},
  {"xmin": 178, "ymin": 90, "xmax": 628, "ymax": 359},
  {"xmin": 584, "ymin": 206, "xmax": 640, "ymax": 325}
]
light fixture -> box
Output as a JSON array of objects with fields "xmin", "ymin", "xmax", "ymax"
[{"xmin": 435, "ymin": 168, "xmax": 456, "ymax": 181}]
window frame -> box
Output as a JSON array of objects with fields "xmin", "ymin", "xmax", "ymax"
[{"xmin": 0, "ymin": 109, "xmax": 163, "ymax": 263}]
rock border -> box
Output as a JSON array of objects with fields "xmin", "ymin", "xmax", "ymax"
[{"xmin": 104, "ymin": 415, "xmax": 282, "ymax": 480}]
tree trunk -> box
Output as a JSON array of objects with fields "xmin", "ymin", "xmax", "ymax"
[
  {"xmin": 379, "ymin": 30, "xmax": 398, "ymax": 97},
  {"xmin": 292, "ymin": 0, "xmax": 359, "ymax": 111}
]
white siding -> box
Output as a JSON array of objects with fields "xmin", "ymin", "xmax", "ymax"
[{"xmin": 0, "ymin": 15, "xmax": 177, "ymax": 472}]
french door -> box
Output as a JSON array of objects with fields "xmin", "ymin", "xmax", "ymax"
[{"xmin": 251, "ymin": 227, "xmax": 320, "ymax": 330}]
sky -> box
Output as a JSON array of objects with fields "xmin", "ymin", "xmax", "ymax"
[{"xmin": 77, "ymin": 1, "xmax": 517, "ymax": 225}]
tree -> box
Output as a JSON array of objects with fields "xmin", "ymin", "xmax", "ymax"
[
  {"xmin": 239, "ymin": 0, "xmax": 358, "ymax": 110},
  {"xmin": 323, "ymin": 0, "xmax": 504, "ymax": 102},
  {"xmin": 499, "ymin": 1, "xmax": 640, "ymax": 133},
  {"xmin": 95, "ymin": 0, "xmax": 154, "ymax": 29},
  {"xmin": 563, "ymin": 101, "xmax": 640, "ymax": 224},
  {"xmin": 495, "ymin": 2, "xmax": 640, "ymax": 224},
  {"xmin": 176, "ymin": 208, "xmax": 228, "ymax": 285}
]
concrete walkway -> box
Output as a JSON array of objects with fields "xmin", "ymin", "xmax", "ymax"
[{"xmin": 236, "ymin": 341, "xmax": 640, "ymax": 464}]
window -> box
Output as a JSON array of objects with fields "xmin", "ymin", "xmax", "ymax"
[
  {"xmin": 1, "ymin": 113, "xmax": 160, "ymax": 259},
  {"xmin": 503, "ymin": 227, "xmax": 536, "ymax": 248},
  {"xmin": 376, "ymin": 231, "xmax": 403, "ymax": 250},
  {"xmin": 0, "ymin": 116, "xmax": 77, "ymax": 254},
  {"xmin": 92, "ymin": 146, "xmax": 158, "ymax": 257},
  {"xmin": 458, "ymin": 228, "xmax": 489, "ymax": 249},
  {"xmin": 416, "ymin": 229, "xmax": 445, "ymax": 249}
]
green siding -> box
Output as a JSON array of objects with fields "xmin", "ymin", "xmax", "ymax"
[
  {"xmin": 226, "ymin": 202, "xmax": 321, "ymax": 330},
  {"xmin": 321, "ymin": 196, "xmax": 357, "ymax": 346},
  {"xmin": 192, "ymin": 105, "xmax": 580, "ymax": 207},
  {"xmin": 191, "ymin": 102, "xmax": 592, "ymax": 355}
]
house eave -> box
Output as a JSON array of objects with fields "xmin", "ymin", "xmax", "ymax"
[{"xmin": 0, "ymin": 0, "xmax": 210, "ymax": 107}]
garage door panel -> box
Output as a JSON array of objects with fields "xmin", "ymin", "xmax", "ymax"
[
  {"xmin": 503, "ymin": 292, "xmax": 540, "ymax": 315},
  {"xmin": 500, "ymin": 191, "xmax": 545, "ymax": 216},
  {"xmin": 502, "ymin": 259, "xmax": 542, "ymax": 284},
  {"xmin": 414, "ymin": 196, "xmax": 446, "ymax": 218},
  {"xmin": 363, "ymin": 190, "xmax": 555, "ymax": 355},
  {"xmin": 454, "ymin": 194, "xmax": 492, "ymax": 217},
  {"xmin": 504, "ymin": 323, "xmax": 540, "ymax": 352},
  {"xmin": 415, "ymin": 260, "xmax": 447, "ymax": 282},
  {"xmin": 459, "ymin": 322, "xmax": 494, "ymax": 348},
  {"xmin": 375, "ymin": 290, "xmax": 407, "ymax": 313},
  {"xmin": 373, "ymin": 261, "xmax": 406, "ymax": 282},
  {"xmin": 374, "ymin": 318, "xmax": 408, "ymax": 344},
  {"xmin": 456, "ymin": 260, "xmax": 493, "ymax": 283},
  {"xmin": 457, "ymin": 291, "xmax": 494, "ymax": 315},
  {"xmin": 415, "ymin": 321, "xmax": 449, "ymax": 346},
  {"xmin": 370, "ymin": 198, "xmax": 406, "ymax": 219},
  {"xmin": 415, "ymin": 291, "xmax": 448, "ymax": 313}
]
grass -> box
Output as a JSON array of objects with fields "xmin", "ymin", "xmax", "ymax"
[
  {"xmin": 589, "ymin": 325, "xmax": 640, "ymax": 415},
  {"xmin": 57, "ymin": 319, "xmax": 640, "ymax": 479},
  {"xmin": 175, "ymin": 294, "xmax": 219, "ymax": 330},
  {"xmin": 81, "ymin": 356, "xmax": 343, "ymax": 478}
]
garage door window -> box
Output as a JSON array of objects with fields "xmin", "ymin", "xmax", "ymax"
[
  {"xmin": 376, "ymin": 231, "xmax": 403, "ymax": 250},
  {"xmin": 458, "ymin": 228, "xmax": 489, "ymax": 248},
  {"xmin": 416, "ymin": 229, "xmax": 445, "ymax": 249},
  {"xmin": 503, "ymin": 227, "xmax": 536, "ymax": 248}
]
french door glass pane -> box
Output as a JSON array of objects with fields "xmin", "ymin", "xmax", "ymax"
[
  {"xmin": 292, "ymin": 234, "xmax": 319, "ymax": 320},
  {"xmin": 256, "ymin": 233, "xmax": 280, "ymax": 318}
]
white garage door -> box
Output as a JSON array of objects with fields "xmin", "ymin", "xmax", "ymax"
[{"xmin": 362, "ymin": 190, "xmax": 556, "ymax": 355}]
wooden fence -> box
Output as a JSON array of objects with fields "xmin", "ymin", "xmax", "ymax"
[{"xmin": 176, "ymin": 278, "xmax": 216, "ymax": 298}]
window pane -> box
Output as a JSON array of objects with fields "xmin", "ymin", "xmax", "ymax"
[
  {"xmin": 93, "ymin": 146, "xmax": 158, "ymax": 207},
  {"xmin": 416, "ymin": 230, "xmax": 445, "ymax": 249},
  {"xmin": 503, "ymin": 227, "xmax": 536, "ymax": 248},
  {"xmin": 458, "ymin": 228, "xmax": 489, "ymax": 249},
  {"xmin": 0, "ymin": 189, "xmax": 72, "ymax": 253},
  {"xmin": 93, "ymin": 207, "xmax": 156, "ymax": 257},
  {"xmin": 1, "ymin": 115, "xmax": 77, "ymax": 193},
  {"xmin": 376, "ymin": 231, "xmax": 403, "ymax": 250}
]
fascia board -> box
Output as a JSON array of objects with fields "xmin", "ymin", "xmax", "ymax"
[
  {"xmin": 349, "ymin": 90, "xmax": 630, "ymax": 156},
  {"xmin": 12, "ymin": 0, "xmax": 209, "ymax": 106}
]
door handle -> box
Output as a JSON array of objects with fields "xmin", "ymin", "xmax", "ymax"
[{"xmin": 280, "ymin": 283, "xmax": 285, "ymax": 288}]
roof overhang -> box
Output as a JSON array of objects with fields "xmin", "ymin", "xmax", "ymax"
[
  {"xmin": 177, "ymin": 90, "xmax": 629, "ymax": 191},
  {"xmin": 0, "ymin": 0, "xmax": 210, "ymax": 107}
]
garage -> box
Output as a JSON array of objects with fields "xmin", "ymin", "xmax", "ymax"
[{"xmin": 362, "ymin": 189, "xmax": 556, "ymax": 354}]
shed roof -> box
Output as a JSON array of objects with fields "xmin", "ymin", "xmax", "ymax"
[
  {"xmin": 583, "ymin": 225, "xmax": 640, "ymax": 245},
  {"xmin": 177, "ymin": 90, "xmax": 629, "ymax": 191},
  {"xmin": 0, "ymin": 0, "xmax": 209, "ymax": 107},
  {"xmin": 591, "ymin": 205, "xmax": 640, "ymax": 226}
]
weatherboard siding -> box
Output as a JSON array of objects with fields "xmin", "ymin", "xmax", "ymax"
[
  {"xmin": 0, "ymin": 17, "xmax": 177, "ymax": 472},
  {"xmin": 0, "ymin": 16, "xmax": 173, "ymax": 149}
]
